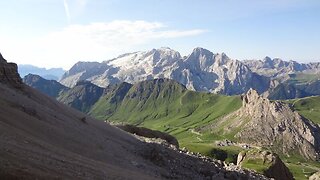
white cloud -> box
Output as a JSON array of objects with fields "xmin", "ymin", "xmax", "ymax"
[
  {"xmin": 0, "ymin": 20, "xmax": 206, "ymax": 69},
  {"xmin": 63, "ymin": 0, "xmax": 88, "ymax": 22},
  {"xmin": 63, "ymin": 0, "xmax": 71, "ymax": 22}
]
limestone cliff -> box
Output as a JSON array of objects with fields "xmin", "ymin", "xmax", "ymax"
[{"xmin": 235, "ymin": 89, "xmax": 320, "ymax": 160}]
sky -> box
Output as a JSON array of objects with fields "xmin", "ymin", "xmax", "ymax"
[{"xmin": 0, "ymin": 0, "xmax": 320, "ymax": 69}]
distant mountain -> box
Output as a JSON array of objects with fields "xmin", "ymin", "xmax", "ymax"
[
  {"xmin": 23, "ymin": 74, "xmax": 69, "ymax": 98},
  {"xmin": 59, "ymin": 47, "xmax": 320, "ymax": 97},
  {"xmin": 60, "ymin": 47, "xmax": 270, "ymax": 95},
  {"xmin": 243, "ymin": 57, "xmax": 320, "ymax": 78},
  {"xmin": 23, "ymin": 74, "xmax": 104, "ymax": 112},
  {"xmin": 58, "ymin": 81, "xmax": 104, "ymax": 113},
  {"xmin": 18, "ymin": 64, "xmax": 65, "ymax": 80},
  {"xmin": 267, "ymin": 73, "xmax": 320, "ymax": 100}
]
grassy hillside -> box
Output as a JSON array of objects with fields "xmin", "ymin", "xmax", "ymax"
[
  {"xmin": 286, "ymin": 96, "xmax": 320, "ymax": 125},
  {"xmin": 90, "ymin": 79, "xmax": 242, "ymax": 140}
]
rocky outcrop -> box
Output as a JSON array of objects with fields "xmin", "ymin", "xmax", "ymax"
[
  {"xmin": 309, "ymin": 171, "xmax": 320, "ymax": 180},
  {"xmin": 116, "ymin": 124, "xmax": 179, "ymax": 149},
  {"xmin": 237, "ymin": 150, "xmax": 294, "ymax": 180},
  {"xmin": 235, "ymin": 89, "xmax": 320, "ymax": 160},
  {"xmin": 0, "ymin": 53, "xmax": 22, "ymax": 87}
]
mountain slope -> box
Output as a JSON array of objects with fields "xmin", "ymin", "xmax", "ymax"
[
  {"xmin": 287, "ymin": 96, "xmax": 320, "ymax": 125},
  {"xmin": 23, "ymin": 74, "xmax": 69, "ymax": 98},
  {"xmin": 60, "ymin": 47, "xmax": 269, "ymax": 95},
  {"xmin": 23, "ymin": 75, "xmax": 104, "ymax": 112},
  {"xmin": 1, "ymin": 53, "xmax": 268, "ymax": 179},
  {"xmin": 58, "ymin": 80, "xmax": 104, "ymax": 113},
  {"xmin": 90, "ymin": 79, "xmax": 242, "ymax": 143}
]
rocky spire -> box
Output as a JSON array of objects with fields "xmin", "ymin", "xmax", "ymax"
[
  {"xmin": 0, "ymin": 52, "xmax": 6, "ymax": 63},
  {"xmin": 237, "ymin": 88, "xmax": 320, "ymax": 160},
  {"xmin": 0, "ymin": 53, "xmax": 23, "ymax": 87}
]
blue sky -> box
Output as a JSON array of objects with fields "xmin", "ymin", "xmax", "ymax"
[{"xmin": 0, "ymin": 0, "xmax": 320, "ymax": 69}]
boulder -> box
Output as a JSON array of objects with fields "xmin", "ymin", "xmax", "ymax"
[
  {"xmin": 309, "ymin": 171, "xmax": 320, "ymax": 180},
  {"xmin": 237, "ymin": 150, "xmax": 294, "ymax": 180},
  {"xmin": 116, "ymin": 124, "xmax": 179, "ymax": 149}
]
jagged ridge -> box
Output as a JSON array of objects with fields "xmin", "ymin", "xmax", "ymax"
[{"xmin": 59, "ymin": 47, "xmax": 270, "ymax": 95}]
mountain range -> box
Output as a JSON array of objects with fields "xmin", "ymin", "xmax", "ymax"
[
  {"xmin": 59, "ymin": 47, "xmax": 270, "ymax": 95},
  {"xmin": 18, "ymin": 64, "xmax": 65, "ymax": 80},
  {"xmin": 58, "ymin": 47, "xmax": 320, "ymax": 99}
]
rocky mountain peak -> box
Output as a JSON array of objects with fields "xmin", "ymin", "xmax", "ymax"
[
  {"xmin": 0, "ymin": 52, "xmax": 6, "ymax": 63},
  {"xmin": 190, "ymin": 47, "xmax": 214, "ymax": 61},
  {"xmin": 192, "ymin": 47, "xmax": 212, "ymax": 55},
  {"xmin": 242, "ymin": 88, "xmax": 261, "ymax": 106},
  {"xmin": 0, "ymin": 53, "xmax": 22, "ymax": 87},
  {"xmin": 214, "ymin": 52, "xmax": 231, "ymax": 66},
  {"xmin": 263, "ymin": 56, "xmax": 272, "ymax": 62},
  {"xmin": 235, "ymin": 89, "xmax": 320, "ymax": 160},
  {"xmin": 149, "ymin": 47, "xmax": 181, "ymax": 62}
]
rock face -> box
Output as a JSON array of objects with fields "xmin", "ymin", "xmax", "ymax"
[
  {"xmin": 116, "ymin": 124, "xmax": 179, "ymax": 149},
  {"xmin": 309, "ymin": 171, "xmax": 320, "ymax": 180},
  {"xmin": 235, "ymin": 89, "xmax": 320, "ymax": 160},
  {"xmin": 237, "ymin": 150, "xmax": 294, "ymax": 180},
  {"xmin": 0, "ymin": 53, "xmax": 22, "ymax": 87},
  {"xmin": 59, "ymin": 47, "xmax": 269, "ymax": 95}
]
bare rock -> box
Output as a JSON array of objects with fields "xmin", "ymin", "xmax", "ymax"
[
  {"xmin": 309, "ymin": 171, "xmax": 320, "ymax": 180},
  {"xmin": 235, "ymin": 89, "xmax": 320, "ymax": 160},
  {"xmin": 0, "ymin": 53, "xmax": 23, "ymax": 88},
  {"xmin": 116, "ymin": 124, "xmax": 179, "ymax": 149},
  {"xmin": 237, "ymin": 150, "xmax": 294, "ymax": 180}
]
